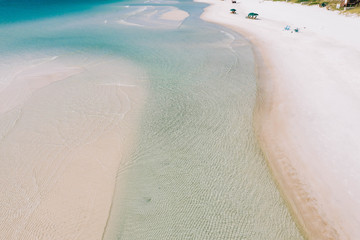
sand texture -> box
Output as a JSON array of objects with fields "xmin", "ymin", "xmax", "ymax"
[
  {"xmin": 0, "ymin": 55, "xmax": 146, "ymax": 240},
  {"xmin": 196, "ymin": 0, "xmax": 360, "ymax": 239}
]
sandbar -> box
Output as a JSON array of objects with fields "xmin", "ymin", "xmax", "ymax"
[
  {"xmin": 0, "ymin": 54, "xmax": 146, "ymax": 240},
  {"xmin": 160, "ymin": 8, "xmax": 190, "ymax": 21}
]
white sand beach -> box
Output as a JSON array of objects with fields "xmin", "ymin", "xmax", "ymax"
[
  {"xmin": 196, "ymin": 0, "xmax": 360, "ymax": 239},
  {"xmin": 0, "ymin": 55, "xmax": 146, "ymax": 240}
]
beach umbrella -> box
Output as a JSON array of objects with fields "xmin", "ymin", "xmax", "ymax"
[{"xmin": 230, "ymin": 9, "xmax": 236, "ymax": 13}]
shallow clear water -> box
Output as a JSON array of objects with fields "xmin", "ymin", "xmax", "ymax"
[{"xmin": 0, "ymin": 0, "xmax": 304, "ymax": 239}]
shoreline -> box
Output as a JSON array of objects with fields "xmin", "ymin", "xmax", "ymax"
[{"xmin": 196, "ymin": 0, "xmax": 360, "ymax": 239}]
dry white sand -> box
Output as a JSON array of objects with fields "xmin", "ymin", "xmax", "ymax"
[
  {"xmin": 0, "ymin": 54, "xmax": 146, "ymax": 240},
  {"xmin": 196, "ymin": 0, "xmax": 360, "ymax": 239}
]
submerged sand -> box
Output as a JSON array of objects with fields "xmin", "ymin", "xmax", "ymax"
[
  {"xmin": 197, "ymin": 0, "xmax": 360, "ymax": 239},
  {"xmin": 160, "ymin": 8, "xmax": 189, "ymax": 21},
  {"xmin": 0, "ymin": 54, "xmax": 146, "ymax": 239},
  {"xmin": 117, "ymin": 6, "xmax": 189, "ymax": 28}
]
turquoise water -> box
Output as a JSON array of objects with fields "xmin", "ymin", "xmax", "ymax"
[{"xmin": 0, "ymin": 0, "xmax": 304, "ymax": 239}]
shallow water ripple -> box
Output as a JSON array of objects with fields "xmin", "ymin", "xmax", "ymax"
[{"xmin": 104, "ymin": 28, "xmax": 303, "ymax": 239}]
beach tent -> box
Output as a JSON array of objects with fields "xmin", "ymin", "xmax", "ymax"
[{"xmin": 247, "ymin": 12, "xmax": 258, "ymax": 19}]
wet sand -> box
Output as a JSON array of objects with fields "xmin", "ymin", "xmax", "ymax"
[
  {"xmin": 0, "ymin": 54, "xmax": 146, "ymax": 240},
  {"xmin": 117, "ymin": 6, "xmax": 189, "ymax": 28},
  {"xmin": 196, "ymin": 0, "xmax": 360, "ymax": 239},
  {"xmin": 160, "ymin": 8, "xmax": 189, "ymax": 21}
]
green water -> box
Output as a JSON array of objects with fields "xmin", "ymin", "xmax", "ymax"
[{"xmin": 0, "ymin": 0, "xmax": 304, "ymax": 239}]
